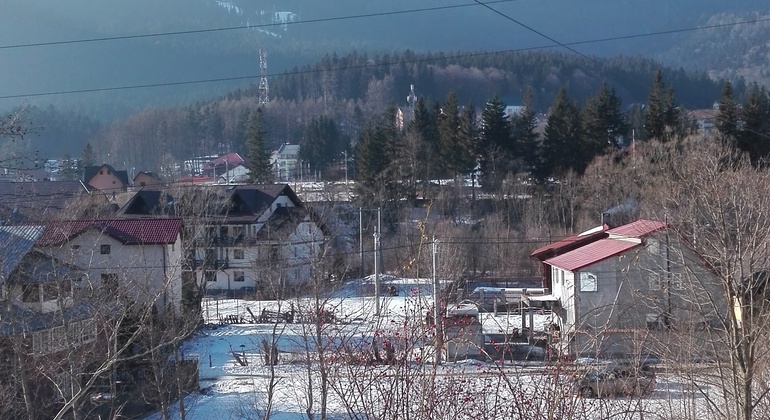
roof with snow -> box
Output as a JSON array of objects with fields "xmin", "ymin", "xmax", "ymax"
[
  {"xmin": 530, "ymin": 225, "xmax": 608, "ymax": 260},
  {"xmin": 606, "ymin": 219, "xmax": 666, "ymax": 238},
  {"xmin": 33, "ymin": 218, "xmax": 182, "ymax": 246}
]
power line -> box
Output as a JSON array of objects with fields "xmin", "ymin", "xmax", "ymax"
[
  {"xmin": 2, "ymin": 15, "xmax": 768, "ymax": 101},
  {"xmin": 0, "ymin": 0, "xmax": 520, "ymax": 51},
  {"xmin": 471, "ymin": 0, "xmax": 593, "ymax": 62}
]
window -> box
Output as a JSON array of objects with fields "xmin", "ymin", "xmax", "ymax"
[
  {"xmin": 234, "ymin": 249, "xmax": 244, "ymax": 260},
  {"xmin": 204, "ymin": 270, "xmax": 216, "ymax": 282},
  {"xmin": 100, "ymin": 244, "xmax": 111, "ymax": 255},
  {"xmin": 671, "ymin": 273, "xmax": 685, "ymax": 290},
  {"xmin": 22, "ymin": 285, "xmax": 40, "ymax": 302},
  {"xmin": 646, "ymin": 313, "xmax": 663, "ymax": 330},
  {"xmin": 71, "ymin": 244, "xmax": 80, "ymax": 250},
  {"xmin": 649, "ymin": 275, "xmax": 662, "ymax": 290},
  {"xmin": 579, "ymin": 272, "xmax": 597, "ymax": 292},
  {"xmin": 650, "ymin": 273, "xmax": 684, "ymax": 290},
  {"xmin": 101, "ymin": 273, "xmax": 118, "ymax": 293},
  {"xmin": 234, "ymin": 271, "xmax": 245, "ymax": 282}
]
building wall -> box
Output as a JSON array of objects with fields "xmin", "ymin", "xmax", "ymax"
[
  {"xmin": 134, "ymin": 173, "xmax": 159, "ymax": 187},
  {"xmin": 569, "ymin": 235, "xmax": 727, "ymax": 358},
  {"xmin": 88, "ymin": 168, "xmax": 126, "ymax": 192},
  {"xmin": 45, "ymin": 229, "xmax": 184, "ymax": 313}
]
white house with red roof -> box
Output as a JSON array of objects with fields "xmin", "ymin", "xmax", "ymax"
[
  {"xmin": 535, "ymin": 219, "xmax": 725, "ymax": 359},
  {"xmin": 33, "ymin": 218, "xmax": 185, "ymax": 314}
]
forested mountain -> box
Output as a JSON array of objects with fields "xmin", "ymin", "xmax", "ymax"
[
  {"xmin": 67, "ymin": 50, "xmax": 731, "ymax": 178},
  {"xmin": 658, "ymin": 11, "xmax": 770, "ymax": 88},
  {"xmin": 0, "ymin": 0, "xmax": 765, "ymax": 119}
]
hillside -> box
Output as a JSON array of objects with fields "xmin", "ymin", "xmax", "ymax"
[
  {"xmin": 0, "ymin": 0, "xmax": 765, "ymax": 119},
  {"xmin": 658, "ymin": 11, "xmax": 770, "ymax": 87}
]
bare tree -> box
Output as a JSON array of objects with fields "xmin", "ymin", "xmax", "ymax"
[{"xmin": 640, "ymin": 137, "xmax": 770, "ymax": 420}]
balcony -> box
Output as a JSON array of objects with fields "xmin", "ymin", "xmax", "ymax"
[{"xmin": 184, "ymin": 258, "xmax": 229, "ymax": 270}]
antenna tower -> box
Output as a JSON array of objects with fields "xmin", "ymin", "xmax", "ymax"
[{"xmin": 259, "ymin": 49, "xmax": 270, "ymax": 106}]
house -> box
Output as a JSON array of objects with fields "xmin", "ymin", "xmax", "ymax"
[
  {"xmin": 119, "ymin": 184, "xmax": 326, "ymax": 297},
  {"xmin": 530, "ymin": 224, "xmax": 609, "ymax": 292},
  {"xmin": 686, "ymin": 108, "xmax": 720, "ymax": 135},
  {"xmin": 216, "ymin": 164, "xmax": 249, "ymax": 185},
  {"xmin": 133, "ymin": 171, "xmax": 161, "ymax": 187},
  {"xmin": 0, "ymin": 225, "xmax": 105, "ymax": 418},
  {"xmin": 533, "ymin": 219, "xmax": 726, "ymax": 359},
  {"xmin": 83, "ymin": 164, "xmax": 130, "ymax": 193},
  {"xmin": 271, "ymin": 144, "xmax": 300, "ymax": 181},
  {"xmin": 32, "ymin": 218, "xmax": 185, "ymax": 314},
  {"xmin": 0, "ymin": 180, "xmax": 93, "ymax": 224},
  {"xmin": 201, "ymin": 152, "xmax": 245, "ymax": 178}
]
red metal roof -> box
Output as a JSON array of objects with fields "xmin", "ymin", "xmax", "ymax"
[
  {"xmin": 35, "ymin": 218, "xmax": 182, "ymax": 246},
  {"xmin": 530, "ymin": 225, "xmax": 608, "ymax": 259},
  {"xmin": 544, "ymin": 238, "xmax": 640, "ymax": 272},
  {"xmin": 606, "ymin": 219, "xmax": 665, "ymax": 238}
]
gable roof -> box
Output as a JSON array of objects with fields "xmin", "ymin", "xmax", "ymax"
[
  {"xmin": 542, "ymin": 219, "xmax": 666, "ymax": 272},
  {"xmin": 202, "ymin": 153, "xmax": 245, "ymax": 172},
  {"xmin": 545, "ymin": 239, "xmax": 640, "ymax": 272},
  {"xmin": 119, "ymin": 184, "xmax": 302, "ymax": 223},
  {"xmin": 530, "ymin": 225, "xmax": 608, "ymax": 260},
  {"xmin": 606, "ymin": 219, "xmax": 666, "ymax": 238},
  {"xmin": 34, "ymin": 218, "xmax": 182, "ymax": 246},
  {"xmin": 0, "ymin": 181, "xmax": 92, "ymax": 223},
  {"xmin": 83, "ymin": 164, "xmax": 130, "ymax": 187},
  {"xmin": 0, "ymin": 225, "xmax": 43, "ymax": 278}
]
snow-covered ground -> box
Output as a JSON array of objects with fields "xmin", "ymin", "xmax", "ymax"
[{"xmin": 147, "ymin": 278, "xmax": 722, "ymax": 419}]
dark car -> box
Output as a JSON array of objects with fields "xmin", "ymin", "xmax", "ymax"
[{"xmin": 573, "ymin": 364, "xmax": 656, "ymax": 398}]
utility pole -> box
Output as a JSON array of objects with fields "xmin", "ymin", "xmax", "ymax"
[
  {"xmin": 374, "ymin": 222, "xmax": 381, "ymax": 316},
  {"xmin": 359, "ymin": 207, "xmax": 364, "ymax": 279},
  {"xmin": 433, "ymin": 236, "xmax": 442, "ymax": 364}
]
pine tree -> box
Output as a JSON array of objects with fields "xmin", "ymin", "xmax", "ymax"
[
  {"xmin": 437, "ymin": 90, "xmax": 462, "ymax": 176},
  {"xmin": 79, "ymin": 142, "xmax": 97, "ymax": 178},
  {"xmin": 511, "ymin": 89, "xmax": 539, "ymax": 172},
  {"xmin": 478, "ymin": 93, "xmax": 511, "ymax": 190},
  {"xmin": 405, "ymin": 96, "xmax": 438, "ymax": 196},
  {"xmin": 246, "ymin": 108, "xmax": 273, "ymax": 184},
  {"xmin": 539, "ymin": 88, "xmax": 583, "ymax": 179},
  {"xmin": 582, "ymin": 83, "xmax": 626, "ymax": 161},
  {"xmin": 299, "ymin": 116, "xmax": 343, "ymax": 174},
  {"xmin": 738, "ymin": 86, "xmax": 770, "ymax": 164},
  {"xmin": 644, "ymin": 70, "xmax": 680, "ymax": 143},
  {"xmin": 715, "ymin": 81, "xmax": 740, "ymax": 149},
  {"xmin": 457, "ymin": 103, "xmax": 479, "ymax": 177}
]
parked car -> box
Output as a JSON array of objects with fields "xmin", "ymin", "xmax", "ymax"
[{"xmin": 573, "ymin": 364, "xmax": 656, "ymax": 398}]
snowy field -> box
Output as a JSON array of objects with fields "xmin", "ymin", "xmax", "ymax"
[{"xmin": 147, "ymin": 278, "xmax": 723, "ymax": 419}]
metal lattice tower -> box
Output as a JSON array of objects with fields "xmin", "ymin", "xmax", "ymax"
[{"xmin": 259, "ymin": 49, "xmax": 269, "ymax": 106}]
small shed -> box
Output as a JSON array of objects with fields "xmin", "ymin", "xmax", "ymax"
[{"xmin": 444, "ymin": 302, "xmax": 484, "ymax": 361}]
